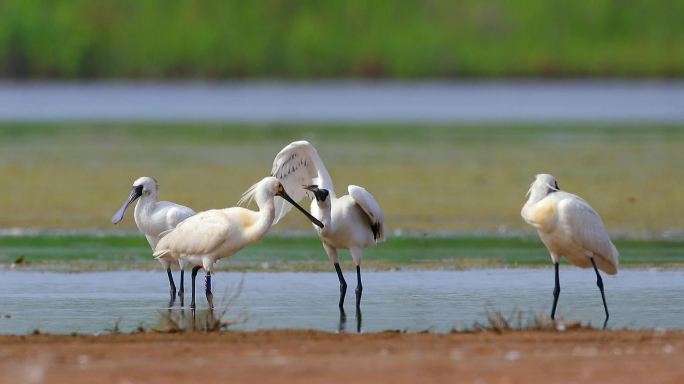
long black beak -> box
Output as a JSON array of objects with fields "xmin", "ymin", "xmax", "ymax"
[
  {"xmin": 277, "ymin": 189, "xmax": 324, "ymax": 228},
  {"xmin": 112, "ymin": 185, "xmax": 143, "ymax": 224}
]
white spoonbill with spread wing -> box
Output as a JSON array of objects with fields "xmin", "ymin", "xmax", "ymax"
[
  {"xmin": 153, "ymin": 177, "xmax": 323, "ymax": 309},
  {"xmin": 271, "ymin": 141, "xmax": 385, "ymax": 310},
  {"xmin": 112, "ymin": 177, "xmax": 195, "ymax": 303},
  {"xmin": 521, "ymin": 174, "xmax": 619, "ymax": 328}
]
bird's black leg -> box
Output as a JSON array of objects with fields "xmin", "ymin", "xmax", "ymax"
[
  {"xmin": 591, "ymin": 258, "xmax": 610, "ymax": 329},
  {"xmin": 355, "ymin": 265, "xmax": 363, "ymax": 309},
  {"xmin": 166, "ymin": 267, "xmax": 177, "ymax": 307},
  {"xmin": 334, "ymin": 262, "xmax": 347, "ymax": 309},
  {"xmin": 205, "ymin": 271, "xmax": 214, "ymax": 309},
  {"xmin": 190, "ymin": 265, "xmax": 201, "ymax": 309},
  {"xmin": 178, "ymin": 269, "xmax": 185, "ymax": 307},
  {"xmin": 354, "ymin": 265, "xmax": 363, "ymax": 333},
  {"xmin": 551, "ymin": 262, "xmax": 560, "ymax": 320}
]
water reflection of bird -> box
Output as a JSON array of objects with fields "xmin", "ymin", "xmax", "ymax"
[
  {"xmin": 271, "ymin": 141, "xmax": 385, "ymax": 311},
  {"xmin": 521, "ymin": 174, "xmax": 619, "ymax": 329},
  {"xmin": 337, "ymin": 306, "xmax": 363, "ymax": 334},
  {"xmin": 112, "ymin": 177, "xmax": 195, "ymax": 304},
  {"xmin": 153, "ymin": 177, "xmax": 323, "ymax": 309}
]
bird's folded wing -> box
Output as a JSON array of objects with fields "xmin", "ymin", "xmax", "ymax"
[
  {"xmin": 163, "ymin": 203, "xmax": 196, "ymax": 229},
  {"xmin": 270, "ymin": 141, "xmax": 333, "ymax": 224},
  {"xmin": 560, "ymin": 197, "xmax": 619, "ymax": 267},
  {"xmin": 348, "ymin": 185, "xmax": 385, "ymax": 242},
  {"xmin": 155, "ymin": 210, "xmax": 230, "ymax": 257}
]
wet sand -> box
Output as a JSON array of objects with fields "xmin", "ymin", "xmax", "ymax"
[{"xmin": 1, "ymin": 330, "xmax": 683, "ymax": 383}]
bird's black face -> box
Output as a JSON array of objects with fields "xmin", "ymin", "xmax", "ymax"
[
  {"xmin": 315, "ymin": 189, "xmax": 329, "ymax": 202},
  {"xmin": 304, "ymin": 185, "xmax": 329, "ymax": 202},
  {"xmin": 111, "ymin": 184, "xmax": 144, "ymax": 224},
  {"xmin": 133, "ymin": 184, "xmax": 144, "ymax": 196}
]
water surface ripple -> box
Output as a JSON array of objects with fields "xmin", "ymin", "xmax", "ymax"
[{"xmin": 1, "ymin": 269, "xmax": 682, "ymax": 334}]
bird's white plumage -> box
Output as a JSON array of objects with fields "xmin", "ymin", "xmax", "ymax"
[
  {"xmin": 137, "ymin": 201, "xmax": 196, "ymax": 249},
  {"xmin": 154, "ymin": 176, "xmax": 322, "ymax": 273},
  {"xmin": 156, "ymin": 209, "xmax": 233, "ymax": 257},
  {"xmin": 270, "ymin": 141, "xmax": 334, "ymax": 224},
  {"xmin": 521, "ymin": 174, "xmax": 618, "ymax": 275},
  {"xmin": 271, "ymin": 141, "xmax": 385, "ymax": 269},
  {"xmin": 113, "ymin": 176, "xmax": 195, "ymax": 268},
  {"xmin": 154, "ymin": 178, "xmax": 280, "ymax": 271},
  {"xmin": 348, "ymin": 185, "xmax": 385, "ymax": 242}
]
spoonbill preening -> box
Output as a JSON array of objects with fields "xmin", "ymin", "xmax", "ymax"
[
  {"xmin": 271, "ymin": 141, "xmax": 385, "ymax": 310},
  {"xmin": 112, "ymin": 177, "xmax": 195, "ymax": 303},
  {"xmin": 521, "ymin": 174, "xmax": 619, "ymax": 329},
  {"xmin": 153, "ymin": 176, "xmax": 323, "ymax": 309}
]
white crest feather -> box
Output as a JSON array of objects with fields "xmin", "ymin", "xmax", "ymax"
[{"xmin": 237, "ymin": 180, "xmax": 260, "ymax": 208}]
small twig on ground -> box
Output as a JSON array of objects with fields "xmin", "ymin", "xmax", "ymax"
[
  {"xmin": 105, "ymin": 316, "xmax": 122, "ymax": 334},
  {"xmin": 466, "ymin": 309, "xmax": 591, "ymax": 334}
]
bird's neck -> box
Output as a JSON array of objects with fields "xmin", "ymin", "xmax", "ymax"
[
  {"xmin": 315, "ymin": 201, "xmax": 333, "ymax": 235},
  {"xmin": 134, "ymin": 194, "xmax": 157, "ymax": 218},
  {"xmin": 522, "ymin": 189, "xmax": 554, "ymax": 224},
  {"xmin": 525, "ymin": 189, "xmax": 549, "ymax": 207},
  {"xmin": 248, "ymin": 197, "xmax": 276, "ymax": 242}
]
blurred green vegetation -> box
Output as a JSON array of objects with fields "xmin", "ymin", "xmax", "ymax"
[
  {"xmin": 1, "ymin": 234, "xmax": 682, "ymax": 271},
  {"xmin": 1, "ymin": 0, "xmax": 683, "ymax": 78}
]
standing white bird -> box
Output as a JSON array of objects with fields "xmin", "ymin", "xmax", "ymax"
[
  {"xmin": 521, "ymin": 174, "xmax": 619, "ymax": 328},
  {"xmin": 153, "ymin": 177, "xmax": 323, "ymax": 309},
  {"xmin": 112, "ymin": 177, "xmax": 195, "ymax": 304},
  {"xmin": 271, "ymin": 141, "xmax": 385, "ymax": 312}
]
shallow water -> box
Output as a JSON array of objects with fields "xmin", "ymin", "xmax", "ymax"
[{"xmin": 1, "ymin": 269, "xmax": 683, "ymax": 334}]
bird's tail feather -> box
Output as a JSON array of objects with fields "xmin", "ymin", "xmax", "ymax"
[
  {"xmin": 375, "ymin": 222, "xmax": 386, "ymax": 243},
  {"xmin": 153, "ymin": 249, "xmax": 171, "ymax": 260}
]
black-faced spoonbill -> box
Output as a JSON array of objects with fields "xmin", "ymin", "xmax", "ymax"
[
  {"xmin": 271, "ymin": 141, "xmax": 385, "ymax": 311},
  {"xmin": 153, "ymin": 177, "xmax": 323, "ymax": 309},
  {"xmin": 112, "ymin": 176, "xmax": 195, "ymax": 304},
  {"xmin": 521, "ymin": 174, "xmax": 619, "ymax": 329}
]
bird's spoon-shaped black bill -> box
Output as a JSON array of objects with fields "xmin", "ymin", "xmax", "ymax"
[
  {"xmin": 112, "ymin": 186, "xmax": 143, "ymax": 224},
  {"xmin": 278, "ymin": 190, "xmax": 324, "ymax": 228}
]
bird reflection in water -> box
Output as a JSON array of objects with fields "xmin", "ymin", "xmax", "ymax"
[{"xmin": 337, "ymin": 307, "xmax": 362, "ymax": 333}]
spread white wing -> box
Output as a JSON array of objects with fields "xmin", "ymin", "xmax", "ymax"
[
  {"xmin": 270, "ymin": 141, "xmax": 334, "ymax": 224},
  {"xmin": 348, "ymin": 185, "xmax": 385, "ymax": 242},
  {"xmin": 558, "ymin": 193, "xmax": 619, "ymax": 274}
]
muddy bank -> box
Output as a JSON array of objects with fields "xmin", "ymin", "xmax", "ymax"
[{"xmin": 1, "ymin": 330, "xmax": 683, "ymax": 383}]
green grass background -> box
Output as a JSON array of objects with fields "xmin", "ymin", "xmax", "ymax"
[
  {"xmin": 2, "ymin": 0, "xmax": 683, "ymax": 78},
  {"xmin": 1, "ymin": 234, "xmax": 683, "ymax": 271}
]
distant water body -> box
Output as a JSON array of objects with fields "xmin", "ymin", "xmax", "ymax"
[{"xmin": 1, "ymin": 81, "xmax": 683, "ymax": 122}]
